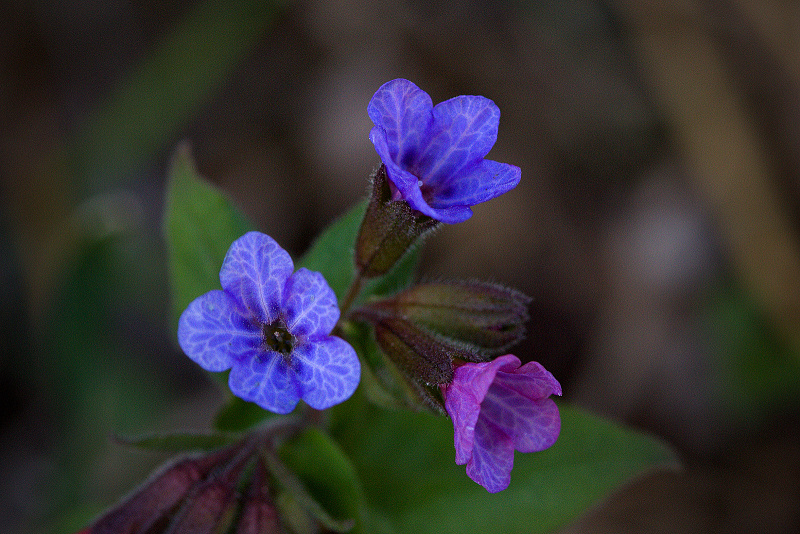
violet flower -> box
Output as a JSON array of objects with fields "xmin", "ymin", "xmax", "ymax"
[
  {"xmin": 368, "ymin": 78, "xmax": 521, "ymax": 224},
  {"xmin": 441, "ymin": 354, "xmax": 561, "ymax": 492},
  {"xmin": 178, "ymin": 231, "xmax": 360, "ymax": 414}
]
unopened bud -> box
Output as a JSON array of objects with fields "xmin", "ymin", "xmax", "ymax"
[
  {"xmin": 166, "ymin": 447, "xmax": 253, "ymax": 534},
  {"xmin": 88, "ymin": 445, "xmax": 241, "ymax": 534},
  {"xmin": 367, "ymin": 280, "xmax": 530, "ymax": 360},
  {"xmin": 236, "ymin": 457, "xmax": 281, "ymax": 534}
]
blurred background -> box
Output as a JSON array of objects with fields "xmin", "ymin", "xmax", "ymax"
[{"xmin": 2, "ymin": 0, "xmax": 800, "ymax": 532}]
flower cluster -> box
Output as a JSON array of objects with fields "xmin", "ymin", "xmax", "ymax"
[
  {"xmin": 361, "ymin": 80, "xmax": 561, "ymax": 491},
  {"xmin": 173, "ymin": 79, "xmax": 560, "ymax": 496},
  {"xmin": 79, "ymin": 424, "xmax": 356, "ymax": 534}
]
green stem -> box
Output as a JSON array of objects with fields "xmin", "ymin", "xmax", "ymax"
[{"xmin": 339, "ymin": 271, "xmax": 365, "ymax": 317}]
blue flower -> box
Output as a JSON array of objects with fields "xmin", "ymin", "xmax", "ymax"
[
  {"xmin": 178, "ymin": 231, "xmax": 360, "ymax": 414},
  {"xmin": 368, "ymin": 79, "xmax": 521, "ymax": 224}
]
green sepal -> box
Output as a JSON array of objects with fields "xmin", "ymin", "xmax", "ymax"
[
  {"xmin": 296, "ymin": 198, "xmax": 422, "ymax": 305},
  {"xmin": 354, "ymin": 165, "xmax": 440, "ymax": 278},
  {"xmin": 340, "ymin": 321, "xmax": 443, "ymax": 413},
  {"xmin": 361, "ymin": 236, "xmax": 423, "ymax": 300},
  {"xmin": 369, "ymin": 280, "xmax": 532, "ymax": 358}
]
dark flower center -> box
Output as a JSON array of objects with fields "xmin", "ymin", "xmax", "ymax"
[{"xmin": 262, "ymin": 321, "xmax": 296, "ymax": 355}]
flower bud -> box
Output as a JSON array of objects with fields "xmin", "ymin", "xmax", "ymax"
[
  {"xmin": 79, "ymin": 422, "xmax": 363, "ymax": 534},
  {"xmin": 377, "ymin": 316, "xmax": 475, "ymax": 383},
  {"xmin": 86, "ymin": 444, "xmax": 243, "ymax": 534},
  {"xmin": 355, "ymin": 164, "xmax": 440, "ymax": 278},
  {"xmin": 165, "ymin": 447, "xmax": 254, "ymax": 534},
  {"xmin": 352, "ymin": 305, "xmax": 492, "ymax": 414},
  {"xmin": 369, "ymin": 280, "xmax": 531, "ymax": 358},
  {"xmin": 351, "ymin": 281, "xmax": 531, "ymax": 413},
  {"xmin": 236, "ymin": 459, "xmax": 281, "ymax": 534},
  {"xmin": 81, "ymin": 436, "xmax": 283, "ymax": 534},
  {"xmin": 355, "ymin": 306, "xmax": 480, "ymax": 385}
]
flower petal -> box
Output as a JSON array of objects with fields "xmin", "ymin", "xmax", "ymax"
[
  {"xmin": 445, "ymin": 355, "xmax": 519, "ymax": 464},
  {"xmin": 482, "ymin": 383, "xmax": 561, "ymax": 454},
  {"xmin": 418, "ymin": 95, "xmax": 500, "ymax": 189},
  {"xmin": 369, "ymin": 127, "xmax": 423, "ymax": 194},
  {"xmin": 219, "ymin": 232, "xmax": 294, "ymax": 325},
  {"xmin": 495, "ymin": 360, "xmax": 563, "ymax": 399},
  {"xmin": 466, "ymin": 416, "xmax": 514, "ymax": 493},
  {"xmin": 178, "ymin": 290, "xmax": 261, "ymax": 372},
  {"xmin": 373, "ymin": 135, "xmax": 474, "ymax": 223},
  {"xmin": 291, "ymin": 337, "xmax": 360, "ymax": 410},
  {"xmin": 228, "ymin": 352, "xmax": 301, "ymax": 414},
  {"xmin": 366, "ymin": 80, "xmax": 519, "ymax": 224},
  {"xmin": 444, "ymin": 379, "xmax": 482, "ymax": 465},
  {"xmin": 516, "ymin": 397, "xmax": 561, "ymax": 453},
  {"xmin": 368, "ymin": 79, "xmax": 433, "ymax": 168},
  {"xmin": 454, "ymin": 354, "xmax": 521, "ymax": 402},
  {"xmin": 393, "ymin": 176, "xmax": 475, "ymax": 223},
  {"xmin": 430, "ymin": 159, "xmax": 521, "ymax": 209},
  {"xmin": 282, "ymin": 268, "xmax": 340, "ymax": 339}
]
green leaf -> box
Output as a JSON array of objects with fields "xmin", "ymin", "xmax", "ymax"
[
  {"xmin": 162, "ymin": 142, "xmax": 255, "ymax": 333},
  {"xmin": 296, "ymin": 201, "xmax": 367, "ymax": 301},
  {"xmin": 275, "ymin": 428, "xmax": 364, "ymax": 532},
  {"xmin": 709, "ymin": 279, "xmax": 800, "ymax": 422},
  {"xmin": 163, "ymin": 144, "xmax": 255, "ymax": 395},
  {"xmin": 331, "ymin": 398, "xmax": 677, "ymax": 534},
  {"xmin": 115, "ymin": 430, "xmax": 241, "ymax": 452}
]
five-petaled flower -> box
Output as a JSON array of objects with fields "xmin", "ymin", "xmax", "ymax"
[
  {"xmin": 178, "ymin": 231, "xmax": 360, "ymax": 414},
  {"xmin": 368, "ymin": 78, "xmax": 521, "ymax": 224},
  {"xmin": 441, "ymin": 354, "xmax": 561, "ymax": 493}
]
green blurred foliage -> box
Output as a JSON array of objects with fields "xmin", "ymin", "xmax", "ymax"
[
  {"xmin": 709, "ymin": 281, "xmax": 800, "ymax": 424},
  {"xmin": 20, "ymin": 1, "xmax": 283, "ymax": 532}
]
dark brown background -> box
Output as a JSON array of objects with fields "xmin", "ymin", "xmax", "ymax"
[{"xmin": 2, "ymin": 0, "xmax": 799, "ymax": 532}]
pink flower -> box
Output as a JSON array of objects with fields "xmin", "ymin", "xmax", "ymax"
[{"xmin": 441, "ymin": 354, "xmax": 561, "ymax": 492}]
